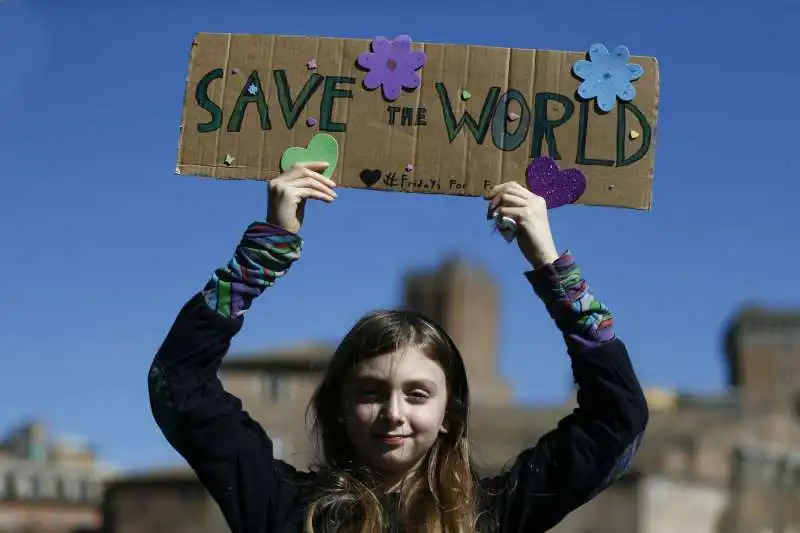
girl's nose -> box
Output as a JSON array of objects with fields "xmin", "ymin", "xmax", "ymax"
[{"xmin": 381, "ymin": 393, "xmax": 403, "ymax": 424}]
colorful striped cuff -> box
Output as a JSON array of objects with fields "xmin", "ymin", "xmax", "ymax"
[
  {"xmin": 202, "ymin": 222, "xmax": 302, "ymax": 318},
  {"xmin": 525, "ymin": 252, "xmax": 615, "ymax": 350}
]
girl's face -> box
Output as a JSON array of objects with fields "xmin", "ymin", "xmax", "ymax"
[{"xmin": 343, "ymin": 346, "xmax": 448, "ymax": 483}]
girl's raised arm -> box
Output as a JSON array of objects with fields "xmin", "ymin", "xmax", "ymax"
[
  {"xmin": 148, "ymin": 162, "xmax": 337, "ymax": 533},
  {"xmin": 482, "ymin": 255, "xmax": 648, "ymax": 533},
  {"xmin": 482, "ymin": 182, "xmax": 649, "ymax": 533}
]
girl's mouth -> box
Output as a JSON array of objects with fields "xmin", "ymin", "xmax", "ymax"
[{"xmin": 375, "ymin": 435, "xmax": 407, "ymax": 445}]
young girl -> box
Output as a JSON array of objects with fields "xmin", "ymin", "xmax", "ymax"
[{"xmin": 148, "ymin": 162, "xmax": 648, "ymax": 533}]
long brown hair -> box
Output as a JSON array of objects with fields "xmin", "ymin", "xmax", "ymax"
[{"xmin": 304, "ymin": 309, "xmax": 479, "ymax": 533}]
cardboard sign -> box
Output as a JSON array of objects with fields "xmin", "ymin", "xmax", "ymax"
[{"xmin": 176, "ymin": 33, "xmax": 660, "ymax": 210}]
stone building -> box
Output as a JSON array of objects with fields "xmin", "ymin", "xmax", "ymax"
[
  {"xmin": 0, "ymin": 420, "xmax": 115, "ymax": 533},
  {"xmin": 101, "ymin": 258, "xmax": 800, "ymax": 533}
]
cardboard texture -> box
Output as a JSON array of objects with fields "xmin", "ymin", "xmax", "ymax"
[{"xmin": 177, "ymin": 33, "xmax": 660, "ymax": 210}]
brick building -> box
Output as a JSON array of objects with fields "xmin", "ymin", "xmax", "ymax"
[
  {"xmin": 102, "ymin": 258, "xmax": 800, "ymax": 533},
  {"xmin": 0, "ymin": 420, "xmax": 114, "ymax": 533}
]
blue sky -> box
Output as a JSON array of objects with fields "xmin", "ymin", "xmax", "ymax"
[{"xmin": 0, "ymin": 0, "xmax": 797, "ymax": 471}]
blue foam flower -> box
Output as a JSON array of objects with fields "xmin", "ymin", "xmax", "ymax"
[{"xmin": 572, "ymin": 44, "xmax": 644, "ymax": 113}]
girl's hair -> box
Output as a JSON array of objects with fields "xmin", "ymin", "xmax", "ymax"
[{"xmin": 304, "ymin": 309, "xmax": 479, "ymax": 533}]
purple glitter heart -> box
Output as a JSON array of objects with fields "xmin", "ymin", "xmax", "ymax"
[{"xmin": 525, "ymin": 157, "xmax": 587, "ymax": 209}]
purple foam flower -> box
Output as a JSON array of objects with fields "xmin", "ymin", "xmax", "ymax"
[{"xmin": 356, "ymin": 35, "xmax": 427, "ymax": 102}]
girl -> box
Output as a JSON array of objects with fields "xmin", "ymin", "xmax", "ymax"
[{"xmin": 148, "ymin": 162, "xmax": 648, "ymax": 533}]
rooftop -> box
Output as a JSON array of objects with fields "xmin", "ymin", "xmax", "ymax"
[{"xmin": 223, "ymin": 341, "xmax": 334, "ymax": 372}]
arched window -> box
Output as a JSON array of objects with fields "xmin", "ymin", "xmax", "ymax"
[
  {"xmin": 261, "ymin": 373, "xmax": 286, "ymax": 403},
  {"xmin": 79, "ymin": 479, "xmax": 90, "ymax": 501},
  {"xmin": 30, "ymin": 475, "xmax": 40, "ymax": 498},
  {"xmin": 4, "ymin": 473, "xmax": 17, "ymax": 500},
  {"xmin": 55, "ymin": 477, "xmax": 66, "ymax": 499}
]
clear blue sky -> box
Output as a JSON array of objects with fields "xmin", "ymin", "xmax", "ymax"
[{"xmin": 0, "ymin": 0, "xmax": 797, "ymax": 471}]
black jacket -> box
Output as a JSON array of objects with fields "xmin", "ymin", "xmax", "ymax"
[{"xmin": 148, "ymin": 292, "xmax": 648, "ymax": 533}]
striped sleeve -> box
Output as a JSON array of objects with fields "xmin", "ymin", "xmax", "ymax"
[
  {"xmin": 202, "ymin": 222, "xmax": 303, "ymax": 318},
  {"xmin": 525, "ymin": 251, "xmax": 615, "ymax": 352}
]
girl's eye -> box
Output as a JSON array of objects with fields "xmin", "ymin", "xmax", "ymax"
[
  {"xmin": 355, "ymin": 387, "xmax": 385, "ymax": 402},
  {"xmin": 407, "ymin": 391, "xmax": 429, "ymax": 401}
]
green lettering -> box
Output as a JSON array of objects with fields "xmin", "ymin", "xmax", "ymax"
[
  {"xmin": 195, "ymin": 68, "xmax": 223, "ymax": 133},
  {"xmin": 227, "ymin": 71, "xmax": 271, "ymax": 132},
  {"xmin": 435, "ymin": 83, "xmax": 500, "ymax": 144},
  {"xmin": 531, "ymin": 92, "xmax": 574, "ymax": 160},
  {"xmin": 319, "ymin": 76, "xmax": 354, "ymax": 133},
  {"xmin": 274, "ymin": 70, "xmax": 324, "ymax": 129},
  {"xmin": 576, "ymin": 101, "xmax": 614, "ymax": 166},
  {"xmin": 490, "ymin": 90, "xmax": 531, "ymax": 152},
  {"xmin": 616, "ymin": 102, "xmax": 651, "ymax": 166}
]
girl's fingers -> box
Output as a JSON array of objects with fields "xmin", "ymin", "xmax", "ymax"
[
  {"xmin": 286, "ymin": 163, "xmax": 337, "ymax": 190},
  {"xmin": 495, "ymin": 205, "xmax": 526, "ymax": 221},
  {"xmin": 296, "ymin": 175, "xmax": 338, "ymax": 199},
  {"xmin": 295, "ymin": 188, "xmax": 336, "ymax": 203}
]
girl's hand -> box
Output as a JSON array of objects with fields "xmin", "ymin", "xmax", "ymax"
[
  {"xmin": 266, "ymin": 162, "xmax": 337, "ymax": 234},
  {"xmin": 487, "ymin": 181, "xmax": 559, "ymax": 269}
]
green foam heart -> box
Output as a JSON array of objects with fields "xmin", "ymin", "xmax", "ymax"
[{"xmin": 279, "ymin": 134, "xmax": 339, "ymax": 178}]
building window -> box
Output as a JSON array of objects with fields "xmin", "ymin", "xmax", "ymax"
[
  {"xmin": 79, "ymin": 479, "xmax": 90, "ymax": 501},
  {"xmin": 4, "ymin": 473, "xmax": 16, "ymax": 500},
  {"xmin": 261, "ymin": 373, "xmax": 286, "ymax": 403},
  {"xmin": 55, "ymin": 477, "xmax": 66, "ymax": 499}
]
